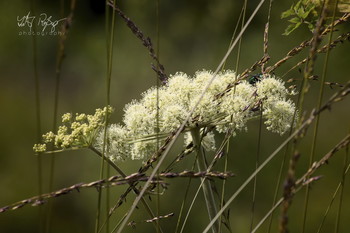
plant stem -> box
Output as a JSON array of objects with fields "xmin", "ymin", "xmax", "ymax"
[
  {"xmin": 30, "ymin": 0, "xmax": 43, "ymax": 231},
  {"xmin": 190, "ymin": 129, "xmax": 218, "ymax": 233}
]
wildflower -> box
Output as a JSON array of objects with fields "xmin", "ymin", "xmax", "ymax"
[
  {"xmin": 164, "ymin": 72, "xmax": 194, "ymax": 109},
  {"xmin": 33, "ymin": 144, "xmax": 46, "ymax": 153},
  {"xmin": 161, "ymin": 104, "xmax": 187, "ymax": 132},
  {"xmin": 94, "ymin": 124, "xmax": 130, "ymax": 162},
  {"xmin": 100, "ymin": 72, "xmax": 296, "ymax": 161},
  {"xmin": 62, "ymin": 113, "xmax": 72, "ymax": 123},
  {"xmin": 75, "ymin": 113, "xmax": 87, "ymax": 121},
  {"xmin": 42, "ymin": 131, "xmax": 55, "ymax": 143},
  {"xmin": 217, "ymin": 80, "xmax": 256, "ymax": 133},
  {"xmin": 256, "ymin": 77, "xmax": 289, "ymax": 102},
  {"xmin": 35, "ymin": 71, "xmax": 296, "ymax": 163},
  {"xmin": 123, "ymin": 100, "xmax": 156, "ymax": 135},
  {"xmin": 263, "ymin": 99, "xmax": 295, "ymax": 135},
  {"xmin": 191, "ymin": 70, "xmax": 235, "ymax": 123},
  {"xmin": 33, "ymin": 106, "xmax": 113, "ymax": 152}
]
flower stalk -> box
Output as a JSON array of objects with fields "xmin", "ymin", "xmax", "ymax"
[{"xmin": 191, "ymin": 128, "xmax": 218, "ymax": 233}]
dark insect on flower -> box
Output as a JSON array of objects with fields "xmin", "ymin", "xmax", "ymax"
[{"xmin": 248, "ymin": 73, "xmax": 263, "ymax": 85}]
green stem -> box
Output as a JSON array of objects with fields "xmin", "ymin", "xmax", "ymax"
[
  {"xmin": 235, "ymin": 0, "xmax": 247, "ymax": 73},
  {"xmin": 302, "ymin": 2, "xmax": 338, "ymax": 232},
  {"xmin": 190, "ymin": 129, "xmax": 218, "ymax": 233},
  {"xmin": 334, "ymin": 140, "xmax": 349, "ymax": 233},
  {"xmin": 30, "ymin": 0, "xmax": 43, "ymax": 231}
]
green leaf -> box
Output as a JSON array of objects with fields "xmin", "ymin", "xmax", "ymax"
[
  {"xmin": 281, "ymin": 7, "xmax": 295, "ymax": 19},
  {"xmin": 288, "ymin": 17, "xmax": 301, "ymax": 24},
  {"xmin": 294, "ymin": 1, "xmax": 302, "ymax": 11},
  {"xmin": 304, "ymin": 7, "xmax": 315, "ymax": 16},
  {"xmin": 283, "ymin": 22, "xmax": 302, "ymax": 36},
  {"xmin": 297, "ymin": 6, "xmax": 306, "ymax": 18},
  {"xmin": 307, "ymin": 22, "xmax": 315, "ymax": 32}
]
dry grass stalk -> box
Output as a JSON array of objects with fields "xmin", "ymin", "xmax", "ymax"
[
  {"xmin": 0, "ymin": 170, "xmax": 234, "ymax": 213},
  {"xmin": 107, "ymin": 1, "xmax": 168, "ymax": 84}
]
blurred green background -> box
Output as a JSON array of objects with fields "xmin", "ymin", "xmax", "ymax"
[{"xmin": 1, "ymin": 0, "xmax": 350, "ymax": 232}]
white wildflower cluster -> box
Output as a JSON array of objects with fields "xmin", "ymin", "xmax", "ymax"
[
  {"xmin": 94, "ymin": 70, "xmax": 296, "ymax": 162},
  {"xmin": 33, "ymin": 106, "xmax": 113, "ymax": 153},
  {"xmin": 256, "ymin": 77, "xmax": 296, "ymax": 134},
  {"xmin": 33, "ymin": 71, "xmax": 295, "ymax": 160}
]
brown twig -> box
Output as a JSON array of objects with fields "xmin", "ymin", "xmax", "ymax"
[
  {"xmin": 295, "ymin": 134, "xmax": 350, "ymax": 187},
  {"xmin": 107, "ymin": 1, "xmax": 168, "ymax": 84},
  {"xmin": 284, "ymin": 32, "xmax": 350, "ymax": 76},
  {"xmin": 138, "ymin": 132, "xmax": 177, "ymax": 174},
  {"xmin": 145, "ymin": 212, "xmax": 174, "ymax": 223},
  {"xmin": 279, "ymin": 152, "xmax": 300, "ymax": 233},
  {"xmin": 262, "ymin": 22, "xmax": 270, "ymax": 73},
  {"xmin": 0, "ymin": 171, "xmax": 234, "ymax": 213},
  {"xmin": 252, "ymin": 133, "xmax": 349, "ymax": 233},
  {"xmin": 265, "ymin": 13, "xmax": 350, "ymax": 74},
  {"xmin": 219, "ymin": 14, "xmax": 350, "ymax": 98},
  {"xmin": 214, "ymin": 54, "xmax": 270, "ymax": 100},
  {"xmin": 128, "ymin": 213, "xmax": 174, "ymax": 228}
]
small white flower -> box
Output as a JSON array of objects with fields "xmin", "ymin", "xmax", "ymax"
[
  {"xmin": 217, "ymin": 80, "xmax": 255, "ymax": 133},
  {"xmin": 165, "ymin": 72, "xmax": 194, "ymax": 109},
  {"xmin": 191, "ymin": 70, "xmax": 236, "ymax": 124},
  {"xmin": 263, "ymin": 99, "xmax": 295, "ymax": 135},
  {"xmin": 75, "ymin": 113, "xmax": 87, "ymax": 121},
  {"xmin": 42, "ymin": 131, "xmax": 55, "ymax": 143},
  {"xmin": 34, "ymin": 106, "xmax": 113, "ymax": 152},
  {"xmin": 123, "ymin": 100, "xmax": 156, "ymax": 135},
  {"xmin": 33, "ymin": 144, "xmax": 46, "ymax": 153},
  {"xmin": 161, "ymin": 104, "xmax": 187, "ymax": 132},
  {"xmin": 256, "ymin": 76, "xmax": 289, "ymax": 102},
  {"xmin": 131, "ymin": 140, "xmax": 158, "ymax": 160},
  {"xmin": 62, "ymin": 113, "xmax": 72, "ymax": 123},
  {"xmin": 95, "ymin": 124, "xmax": 130, "ymax": 162}
]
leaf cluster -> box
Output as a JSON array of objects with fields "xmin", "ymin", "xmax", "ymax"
[{"xmin": 281, "ymin": 0, "xmax": 319, "ymax": 35}]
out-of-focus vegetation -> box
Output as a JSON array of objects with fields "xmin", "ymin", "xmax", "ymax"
[{"xmin": 1, "ymin": 1, "xmax": 350, "ymax": 233}]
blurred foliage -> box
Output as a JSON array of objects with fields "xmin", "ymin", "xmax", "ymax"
[
  {"xmin": 281, "ymin": 0, "xmax": 350, "ymax": 35},
  {"xmin": 281, "ymin": 0, "xmax": 318, "ymax": 35},
  {"xmin": 1, "ymin": 0, "xmax": 350, "ymax": 233}
]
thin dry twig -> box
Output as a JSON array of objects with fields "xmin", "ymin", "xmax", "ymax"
[
  {"xmin": 107, "ymin": 1, "xmax": 168, "ymax": 84},
  {"xmin": 216, "ymin": 14, "xmax": 350, "ymax": 100},
  {"xmin": 145, "ymin": 212, "xmax": 174, "ymax": 223},
  {"xmin": 296, "ymin": 134, "xmax": 350, "ymax": 187},
  {"xmin": 262, "ymin": 22, "xmax": 270, "ymax": 73},
  {"xmin": 0, "ymin": 171, "xmax": 234, "ymax": 213},
  {"xmin": 252, "ymin": 133, "xmax": 349, "ymax": 233},
  {"xmin": 279, "ymin": 152, "xmax": 300, "ymax": 233},
  {"xmin": 214, "ymin": 54, "xmax": 270, "ymax": 100},
  {"xmin": 265, "ymin": 13, "xmax": 350, "ymax": 74},
  {"xmin": 284, "ymin": 32, "xmax": 350, "ymax": 76},
  {"xmin": 204, "ymin": 80, "xmax": 350, "ymax": 232},
  {"xmin": 127, "ymin": 213, "xmax": 174, "ymax": 229}
]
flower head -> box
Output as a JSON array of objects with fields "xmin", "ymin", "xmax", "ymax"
[
  {"xmin": 263, "ymin": 99, "xmax": 296, "ymax": 135},
  {"xmin": 35, "ymin": 71, "xmax": 296, "ymax": 162},
  {"xmin": 94, "ymin": 124, "xmax": 130, "ymax": 162},
  {"xmin": 33, "ymin": 106, "xmax": 113, "ymax": 153},
  {"xmin": 256, "ymin": 77, "xmax": 289, "ymax": 102}
]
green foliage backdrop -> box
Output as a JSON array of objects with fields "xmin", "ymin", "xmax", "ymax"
[{"xmin": 1, "ymin": 1, "xmax": 349, "ymax": 233}]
